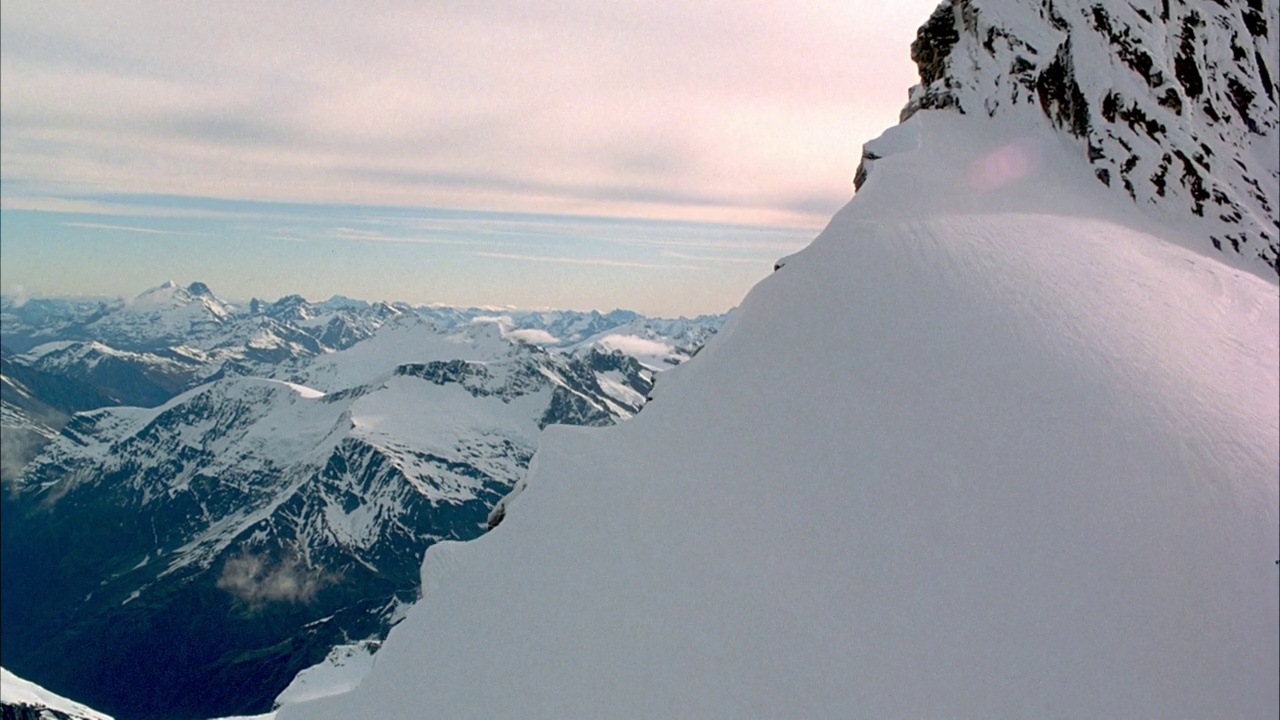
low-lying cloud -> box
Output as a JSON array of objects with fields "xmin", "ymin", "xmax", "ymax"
[
  {"xmin": 508, "ymin": 328, "xmax": 559, "ymax": 345},
  {"xmin": 596, "ymin": 334, "xmax": 674, "ymax": 358},
  {"xmin": 1, "ymin": 428, "xmax": 47, "ymax": 490},
  {"xmin": 216, "ymin": 548, "xmax": 336, "ymax": 608}
]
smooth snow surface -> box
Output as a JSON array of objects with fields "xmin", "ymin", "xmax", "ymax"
[
  {"xmin": 273, "ymin": 640, "xmax": 378, "ymax": 706},
  {"xmin": 280, "ymin": 112, "xmax": 1279, "ymax": 719},
  {"xmin": 1, "ymin": 667, "xmax": 113, "ymax": 719}
]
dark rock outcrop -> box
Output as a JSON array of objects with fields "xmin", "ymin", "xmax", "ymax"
[{"xmin": 884, "ymin": 0, "xmax": 1279, "ymax": 276}]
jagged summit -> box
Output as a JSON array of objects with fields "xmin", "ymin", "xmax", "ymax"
[
  {"xmin": 132, "ymin": 279, "xmax": 228, "ymax": 309},
  {"xmin": 872, "ymin": 0, "xmax": 1279, "ymax": 276}
]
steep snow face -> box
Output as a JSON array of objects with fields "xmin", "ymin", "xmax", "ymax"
[
  {"xmin": 278, "ymin": 107, "xmax": 1279, "ymax": 719},
  {"xmin": 884, "ymin": 0, "xmax": 1279, "ymax": 276},
  {"xmin": 1, "ymin": 667, "xmax": 112, "ymax": 720}
]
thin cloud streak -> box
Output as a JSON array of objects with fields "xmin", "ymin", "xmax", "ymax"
[
  {"xmin": 326, "ymin": 227, "xmax": 479, "ymax": 246},
  {"xmin": 60, "ymin": 221, "xmax": 211, "ymax": 237},
  {"xmin": 659, "ymin": 250, "xmax": 770, "ymax": 264},
  {"xmin": 31, "ymin": 190, "xmax": 814, "ymax": 255},
  {"xmin": 474, "ymin": 251, "xmax": 703, "ymax": 271},
  {"xmin": 605, "ymin": 235, "xmax": 809, "ymax": 253}
]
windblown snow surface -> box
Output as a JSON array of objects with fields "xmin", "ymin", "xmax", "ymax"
[{"xmin": 276, "ymin": 103, "xmax": 1279, "ymax": 718}]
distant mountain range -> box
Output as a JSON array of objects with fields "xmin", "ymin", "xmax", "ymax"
[{"xmin": 0, "ymin": 282, "xmax": 726, "ymax": 720}]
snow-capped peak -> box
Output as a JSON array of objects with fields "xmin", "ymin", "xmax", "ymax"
[{"xmin": 130, "ymin": 280, "xmax": 231, "ymax": 314}]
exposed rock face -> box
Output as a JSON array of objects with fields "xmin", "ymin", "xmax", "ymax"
[
  {"xmin": 878, "ymin": 0, "xmax": 1280, "ymax": 276},
  {"xmin": 2, "ymin": 705, "xmax": 70, "ymax": 720},
  {"xmin": 1, "ymin": 706, "xmax": 84, "ymax": 720}
]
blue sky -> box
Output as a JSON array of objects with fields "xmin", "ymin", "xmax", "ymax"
[
  {"xmin": 0, "ymin": 0, "xmax": 940, "ymax": 315},
  {"xmin": 0, "ymin": 193, "xmax": 815, "ymax": 315}
]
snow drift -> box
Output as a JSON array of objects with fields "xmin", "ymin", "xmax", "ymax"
[{"xmin": 279, "ymin": 120, "xmax": 1278, "ymax": 720}]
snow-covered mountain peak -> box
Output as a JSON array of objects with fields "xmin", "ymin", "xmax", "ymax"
[
  {"xmin": 131, "ymin": 280, "xmax": 229, "ymax": 313},
  {"xmin": 320, "ymin": 295, "xmax": 366, "ymax": 310},
  {"xmin": 881, "ymin": 0, "xmax": 1279, "ymax": 277},
  {"xmin": 77, "ymin": 281, "xmax": 241, "ymax": 351}
]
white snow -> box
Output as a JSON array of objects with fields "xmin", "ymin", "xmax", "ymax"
[
  {"xmin": 1, "ymin": 667, "xmax": 113, "ymax": 719},
  {"xmin": 16, "ymin": 340, "xmax": 195, "ymax": 378},
  {"xmin": 0, "ymin": 401, "xmax": 59, "ymax": 439},
  {"xmin": 593, "ymin": 371, "xmax": 645, "ymax": 409},
  {"xmin": 282, "ymin": 315, "xmax": 517, "ymax": 392},
  {"xmin": 272, "ymin": 640, "xmax": 379, "ymax": 706},
  {"xmin": 278, "ymin": 108, "xmax": 1279, "ymax": 719},
  {"xmin": 273, "ymin": 380, "xmax": 325, "ymax": 399}
]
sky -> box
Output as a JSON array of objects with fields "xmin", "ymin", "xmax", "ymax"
[{"xmin": 0, "ymin": 0, "xmax": 941, "ymax": 316}]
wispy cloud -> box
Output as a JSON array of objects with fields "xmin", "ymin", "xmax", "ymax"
[
  {"xmin": 0, "ymin": 0, "xmax": 936, "ymax": 226},
  {"xmin": 217, "ymin": 548, "xmax": 338, "ymax": 609},
  {"xmin": 613, "ymin": 235, "xmax": 809, "ymax": 253},
  {"xmin": 327, "ymin": 226, "xmax": 478, "ymax": 246},
  {"xmin": 474, "ymin": 251, "xmax": 702, "ymax": 271},
  {"xmin": 660, "ymin": 250, "xmax": 770, "ymax": 264},
  {"xmin": 60, "ymin": 221, "xmax": 210, "ymax": 237}
]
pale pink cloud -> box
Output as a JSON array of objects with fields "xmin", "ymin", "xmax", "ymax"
[{"xmin": 0, "ymin": 0, "xmax": 941, "ymax": 226}]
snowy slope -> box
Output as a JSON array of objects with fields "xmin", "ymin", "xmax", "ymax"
[
  {"xmin": 271, "ymin": 640, "xmax": 380, "ymax": 707},
  {"xmin": 1, "ymin": 667, "xmax": 112, "ymax": 720},
  {"xmin": 277, "ymin": 39, "xmax": 1279, "ymax": 720},
  {"xmin": 274, "ymin": 315, "xmax": 515, "ymax": 392},
  {"xmin": 12, "ymin": 341, "xmax": 208, "ymax": 407}
]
